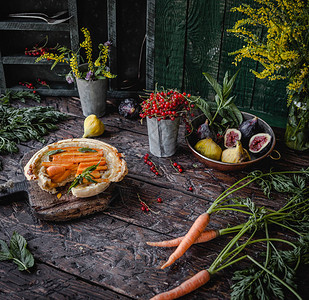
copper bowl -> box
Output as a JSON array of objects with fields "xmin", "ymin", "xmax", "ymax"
[{"xmin": 186, "ymin": 112, "xmax": 276, "ymax": 171}]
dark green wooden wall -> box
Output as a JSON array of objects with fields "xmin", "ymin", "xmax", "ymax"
[{"xmin": 154, "ymin": 0, "xmax": 288, "ymax": 128}]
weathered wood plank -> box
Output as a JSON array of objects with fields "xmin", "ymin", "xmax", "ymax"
[
  {"xmin": 146, "ymin": 0, "xmax": 156, "ymax": 90},
  {"xmin": 0, "ymin": 21, "xmax": 69, "ymax": 31},
  {"xmin": 0, "ymin": 199, "xmax": 234, "ymax": 299},
  {"xmin": 107, "ymin": 0, "xmax": 118, "ymax": 91},
  {"xmin": 184, "ymin": 0, "xmax": 224, "ymax": 97},
  {"xmin": 1, "ymin": 97, "xmax": 309, "ymax": 299},
  {"xmin": 0, "ymin": 260, "xmax": 130, "ymax": 300},
  {"xmin": 154, "ymin": 0, "xmax": 188, "ymax": 89}
]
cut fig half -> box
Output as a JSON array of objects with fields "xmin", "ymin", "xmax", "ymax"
[
  {"xmin": 249, "ymin": 133, "xmax": 271, "ymax": 155},
  {"xmin": 224, "ymin": 128, "xmax": 242, "ymax": 148}
]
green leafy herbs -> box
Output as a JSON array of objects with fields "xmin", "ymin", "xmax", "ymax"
[
  {"xmin": 0, "ymin": 232, "xmax": 34, "ymax": 272},
  {"xmin": 0, "ymin": 104, "xmax": 68, "ymax": 155},
  {"xmin": 47, "ymin": 149, "xmax": 66, "ymax": 156},
  {"xmin": 203, "ymin": 168, "xmax": 309, "ymax": 300},
  {"xmin": 67, "ymin": 162, "xmax": 100, "ymax": 194},
  {"xmin": 78, "ymin": 147, "xmax": 97, "ymax": 153},
  {"xmin": 189, "ymin": 70, "xmax": 242, "ymax": 133},
  {"xmin": 231, "ymin": 234, "xmax": 309, "ymax": 300},
  {"xmin": 0, "ymin": 89, "xmax": 41, "ymax": 104},
  {"xmin": 250, "ymin": 169, "xmax": 309, "ymax": 198}
]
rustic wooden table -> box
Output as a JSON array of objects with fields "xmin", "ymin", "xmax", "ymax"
[{"xmin": 0, "ymin": 97, "xmax": 308, "ymax": 300}]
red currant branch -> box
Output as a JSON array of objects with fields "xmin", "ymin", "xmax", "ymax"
[
  {"xmin": 137, "ymin": 194, "xmax": 160, "ymax": 214},
  {"xmin": 170, "ymin": 160, "xmax": 183, "ymax": 173},
  {"xmin": 143, "ymin": 153, "xmax": 160, "ymax": 176}
]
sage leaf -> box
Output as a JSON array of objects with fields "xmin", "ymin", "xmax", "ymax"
[
  {"xmin": 78, "ymin": 147, "xmax": 97, "ymax": 153},
  {"xmin": 47, "ymin": 149, "xmax": 65, "ymax": 156}
]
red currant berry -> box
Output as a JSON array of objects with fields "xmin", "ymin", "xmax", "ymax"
[{"xmin": 157, "ymin": 197, "xmax": 162, "ymax": 203}]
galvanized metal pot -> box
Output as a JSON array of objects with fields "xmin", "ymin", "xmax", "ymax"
[
  {"xmin": 76, "ymin": 77, "xmax": 107, "ymax": 117},
  {"xmin": 146, "ymin": 117, "xmax": 180, "ymax": 157}
]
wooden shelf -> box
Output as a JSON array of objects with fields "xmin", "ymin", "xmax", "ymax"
[
  {"xmin": 10, "ymin": 85, "xmax": 78, "ymax": 97},
  {"xmin": 1, "ymin": 55, "xmax": 68, "ymax": 65},
  {"xmin": 0, "ymin": 0, "xmax": 79, "ymax": 97},
  {"xmin": 0, "ymin": 21, "xmax": 70, "ymax": 31}
]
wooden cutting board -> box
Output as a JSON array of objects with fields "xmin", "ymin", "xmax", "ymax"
[{"xmin": 0, "ymin": 151, "xmax": 119, "ymax": 222}]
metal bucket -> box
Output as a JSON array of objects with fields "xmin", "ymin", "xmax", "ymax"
[
  {"xmin": 147, "ymin": 117, "xmax": 180, "ymax": 157},
  {"xmin": 76, "ymin": 77, "xmax": 107, "ymax": 117}
]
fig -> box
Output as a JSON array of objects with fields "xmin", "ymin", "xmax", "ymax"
[
  {"xmin": 221, "ymin": 141, "xmax": 250, "ymax": 163},
  {"xmin": 239, "ymin": 116, "xmax": 259, "ymax": 143},
  {"xmin": 249, "ymin": 133, "xmax": 271, "ymax": 155},
  {"xmin": 118, "ymin": 98, "xmax": 140, "ymax": 119},
  {"xmin": 224, "ymin": 128, "xmax": 242, "ymax": 148},
  {"xmin": 196, "ymin": 119, "xmax": 215, "ymax": 141},
  {"xmin": 194, "ymin": 138, "xmax": 222, "ymax": 161}
]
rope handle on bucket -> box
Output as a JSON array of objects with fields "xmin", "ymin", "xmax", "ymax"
[{"xmin": 269, "ymin": 149, "xmax": 281, "ymax": 160}]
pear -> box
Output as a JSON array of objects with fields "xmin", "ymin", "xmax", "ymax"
[
  {"xmin": 82, "ymin": 114, "xmax": 105, "ymax": 138},
  {"xmin": 221, "ymin": 141, "xmax": 250, "ymax": 163}
]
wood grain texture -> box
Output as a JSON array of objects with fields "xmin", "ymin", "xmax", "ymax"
[
  {"xmin": 154, "ymin": 0, "xmax": 188, "ymax": 89},
  {"xmin": 184, "ymin": 0, "xmax": 224, "ymax": 97},
  {"xmin": 154, "ymin": 0, "xmax": 289, "ymax": 127},
  {"xmin": 0, "ymin": 97, "xmax": 308, "ymax": 299}
]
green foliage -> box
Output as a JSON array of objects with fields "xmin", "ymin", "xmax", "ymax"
[
  {"xmin": 67, "ymin": 162, "xmax": 100, "ymax": 194},
  {"xmin": 231, "ymin": 234, "xmax": 309, "ymax": 300},
  {"xmin": 189, "ymin": 70, "xmax": 243, "ymax": 133},
  {"xmin": 250, "ymin": 169, "xmax": 309, "ymax": 197},
  {"xmin": 0, "ymin": 232, "xmax": 34, "ymax": 272},
  {"xmin": 206, "ymin": 168, "xmax": 309, "ymax": 300},
  {"xmin": 0, "ymin": 104, "xmax": 68, "ymax": 155},
  {"xmin": 46, "ymin": 149, "xmax": 66, "ymax": 156},
  {"xmin": 0, "ymin": 90, "xmax": 41, "ymax": 104}
]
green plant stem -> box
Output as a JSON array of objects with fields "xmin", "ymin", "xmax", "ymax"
[
  {"xmin": 12, "ymin": 258, "xmax": 30, "ymax": 273},
  {"xmin": 247, "ymin": 255, "xmax": 302, "ymax": 300},
  {"xmin": 207, "ymin": 170, "xmax": 309, "ymax": 215},
  {"xmin": 268, "ymin": 219, "xmax": 303, "ymax": 236},
  {"xmin": 218, "ymin": 224, "xmax": 245, "ymax": 236},
  {"xmin": 211, "ymin": 207, "xmax": 253, "ymax": 215},
  {"xmin": 208, "ymin": 222, "xmax": 252, "ymax": 274},
  {"xmin": 209, "ymin": 103, "xmax": 222, "ymax": 126}
]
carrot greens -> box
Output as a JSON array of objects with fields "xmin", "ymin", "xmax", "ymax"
[{"xmin": 151, "ymin": 168, "xmax": 309, "ymax": 299}]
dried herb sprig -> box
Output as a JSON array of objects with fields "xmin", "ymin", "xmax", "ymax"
[{"xmin": 67, "ymin": 162, "xmax": 100, "ymax": 194}]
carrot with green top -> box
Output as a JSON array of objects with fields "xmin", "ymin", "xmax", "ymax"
[
  {"xmin": 159, "ymin": 169, "xmax": 309, "ymax": 269},
  {"xmin": 146, "ymin": 226, "xmax": 245, "ymax": 247},
  {"xmin": 150, "ymin": 169, "xmax": 309, "ymax": 300}
]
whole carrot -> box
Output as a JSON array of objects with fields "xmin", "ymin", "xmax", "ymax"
[
  {"xmin": 150, "ymin": 269, "xmax": 210, "ymax": 300},
  {"xmin": 161, "ymin": 212, "xmax": 210, "ymax": 269},
  {"xmin": 147, "ymin": 229, "xmax": 219, "ymax": 248}
]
